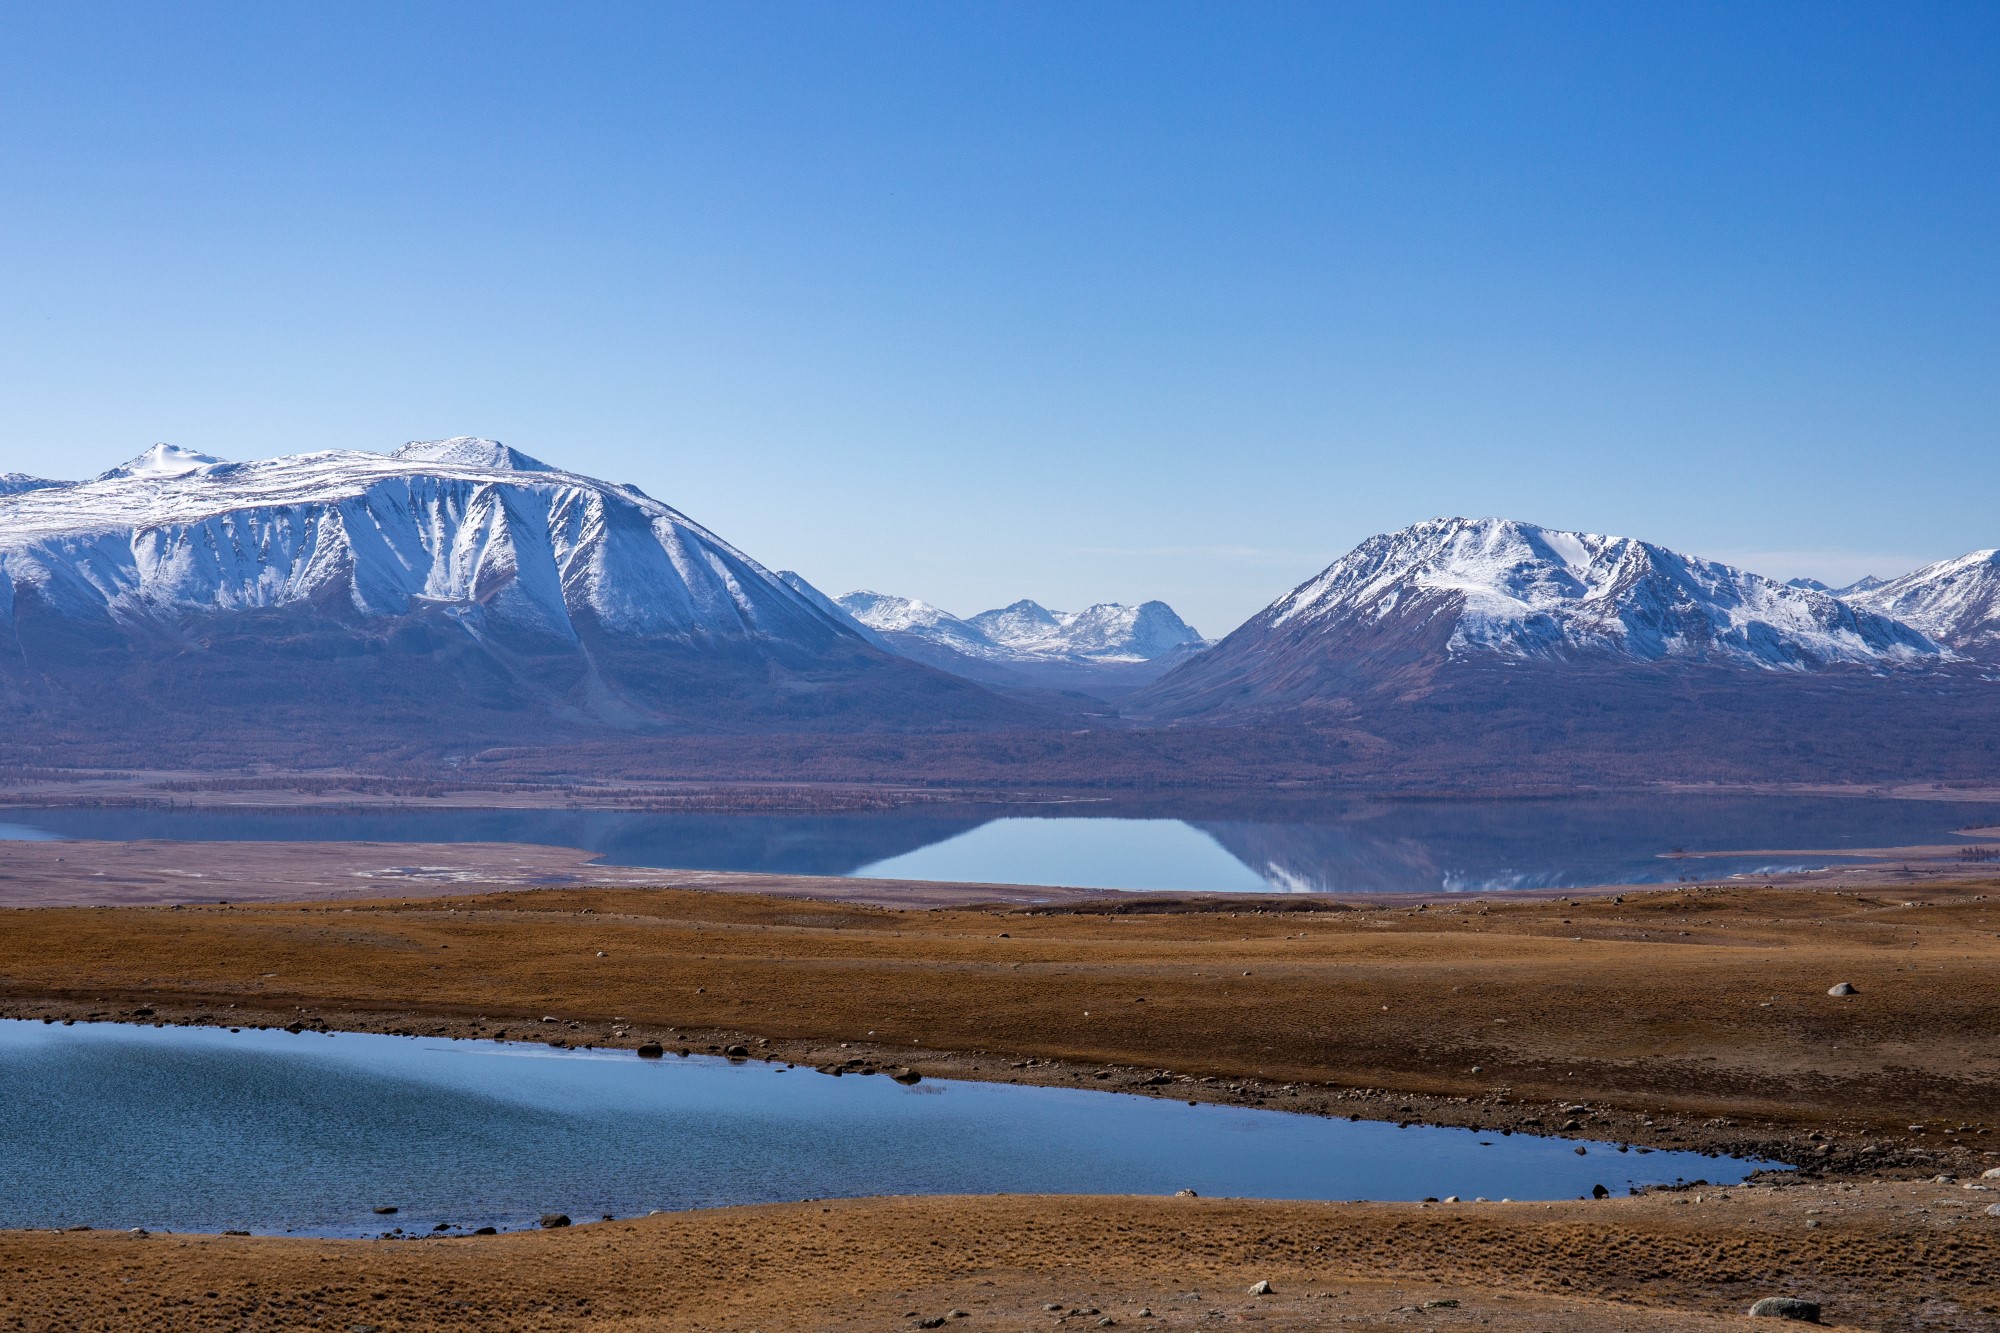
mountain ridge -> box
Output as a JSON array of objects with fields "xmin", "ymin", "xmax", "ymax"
[
  {"xmin": 0, "ymin": 438, "xmax": 1033, "ymax": 741},
  {"xmin": 1133, "ymin": 517, "xmax": 1947, "ymax": 721},
  {"xmin": 1845, "ymin": 549, "xmax": 2000, "ymax": 656},
  {"xmin": 834, "ymin": 589, "xmax": 1206, "ymax": 696}
]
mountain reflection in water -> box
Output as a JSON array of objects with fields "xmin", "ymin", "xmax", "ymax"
[{"xmin": 8, "ymin": 793, "xmax": 1997, "ymax": 894}]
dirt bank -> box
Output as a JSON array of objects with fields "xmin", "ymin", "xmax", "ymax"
[{"xmin": 5, "ymin": 1184, "xmax": 1998, "ymax": 1331}]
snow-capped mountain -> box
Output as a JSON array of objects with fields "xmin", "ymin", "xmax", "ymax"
[
  {"xmin": 969, "ymin": 599, "xmax": 1206, "ymax": 662},
  {"xmin": 842, "ymin": 592, "xmax": 1203, "ymax": 665},
  {"xmin": 1135, "ymin": 517, "xmax": 1944, "ymax": 718},
  {"xmin": 1844, "ymin": 549, "xmax": 2000, "ymax": 655},
  {"xmin": 830, "ymin": 589, "xmax": 1206, "ymax": 695},
  {"xmin": 838, "ymin": 591, "xmax": 996, "ymax": 657},
  {"xmin": 0, "ymin": 472, "xmax": 70, "ymax": 498},
  {"xmin": 0, "ymin": 438, "xmax": 854, "ymax": 645},
  {"xmin": 1787, "ymin": 574, "xmax": 1888, "ymax": 596},
  {"xmin": 0, "ymin": 439, "xmax": 1025, "ymax": 742}
]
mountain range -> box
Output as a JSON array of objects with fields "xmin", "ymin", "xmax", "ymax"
[
  {"xmin": 1128, "ymin": 517, "xmax": 1950, "ymax": 720},
  {"xmin": 822, "ymin": 589, "xmax": 1205, "ymax": 694},
  {"xmin": 3, "ymin": 440, "xmax": 1996, "ymax": 786}
]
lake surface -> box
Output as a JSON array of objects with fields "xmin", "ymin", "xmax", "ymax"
[
  {"xmin": 4, "ymin": 792, "xmax": 1997, "ymax": 892},
  {"xmin": 0, "ymin": 1021, "xmax": 1764, "ymax": 1236}
]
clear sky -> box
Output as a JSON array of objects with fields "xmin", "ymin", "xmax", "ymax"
[{"xmin": 1, "ymin": 2, "xmax": 1994, "ymax": 636}]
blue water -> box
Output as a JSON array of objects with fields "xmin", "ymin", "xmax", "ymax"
[
  {"xmin": 4, "ymin": 793, "xmax": 1997, "ymax": 893},
  {"xmin": 0, "ymin": 1020, "xmax": 1764, "ymax": 1236}
]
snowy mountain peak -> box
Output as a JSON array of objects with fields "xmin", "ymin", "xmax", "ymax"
[
  {"xmin": 969, "ymin": 599, "xmax": 1062, "ymax": 645},
  {"xmin": 839, "ymin": 590, "xmax": 1205, "ymax": 668},
  {"xmin": 391, "ymin": 437, "xmax": 553, "ymax": 472},
  {"xmin": 840, "ymin": 591, "xmax": 964, "ymax": 634},
  {"xmin": 1259, "ymin": 516, "xmax": 1941, "ymax": 671},
  {"xmin": 0, "ymin": 440, "xmax": 867, "ymax": 652},
  {"xmin": 1846, "ymin": 549, "xmax": 2000, "ymax": 655},
  {"xmin": 97, "ymin": 443, "xmax": 227, "ymax": 482}
]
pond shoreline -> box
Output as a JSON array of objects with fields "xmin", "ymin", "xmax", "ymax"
[{"xmin": 0, "ymin": 995, "xmax": 1939, "ymax": 1185}]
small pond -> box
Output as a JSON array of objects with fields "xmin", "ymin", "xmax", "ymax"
[{"xmin": 0, "ymin": 1020, "xmax": 1772, "ymax": 1237}]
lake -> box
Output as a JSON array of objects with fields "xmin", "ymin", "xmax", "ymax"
[
  {"xmin": 3, "ymin": 792, "xmax": 1996, "ymax": 892},
  {"xmin": 0, "ymin": 1020, "xmax": 1766, "ymax": 1237}
]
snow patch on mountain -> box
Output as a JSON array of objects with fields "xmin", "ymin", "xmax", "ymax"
[
  {"xmin": 1264, "ymin": 517, "xmax": 1941, "ymax": 670},
  {"xmin": 1845, "ymin": 549, "xmax": 2000, "ymax": 654}
]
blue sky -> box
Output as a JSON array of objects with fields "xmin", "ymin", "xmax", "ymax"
[{"xmin": 1, "ymin": 2, "xmax": 1993, "ymax": 634}]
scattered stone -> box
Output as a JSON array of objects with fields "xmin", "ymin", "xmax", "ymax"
[
  {"xmin": 1826, "ymin": 983, "xmax": 1857, "ymax": 997},
  {"xmin": 724, "ymin": 1045, "xmax": 750, "ymax": 1058},
  {"xmin": 1097, "ymin": 1319, "xmax": 1116, "ymax": 1327},
  {"xmin": 892, "ymin": 1068, "xmax": 922, "ymax": 1084},
  {"xmin": 371, "ymin": 1206, "xmax": 398, "ymax": 1215},
  {"xmin": 1987, "ymin": 1203, "xmax": 2000, "ymax": 1217},
  {"xmin": 1174, "ymin": 1188, "xmax": 1198, "ymax": 1197},
  {"xmin": 1247, "ymin": 1280, "xmax": 1273, "ymax": 1296},
  {"xmin": 1136, "ymin": 1309, "xmax": 1153, "ymax": 1319},
  {"xmin": 915, "ymin": 1319, "xmax": 945, "ymax": 1329},
  {"xmin": 537, "ymin": 1213, "xmax": 571, "ymax": 1229},
  {"xmin": 948, "ymin": 1310, "xmax": 969, "ymax": 1318},
  {"xmin": 1748, "ymin": 1296, "xmax": 1821, "ymax": 1322},
  {"xmin": 636, "ymin": 1043, "xmax": 664, "ymax": 1059},
  {"xmin": 1592, "ymin": 1184, "xmax": 1610, "ymax": 1199},
  {"xmin": 1574, "ymin": 1146, "xmax": 1587, "ymax": 1155},
  {"xmin": 472, "ymin": 1226, "xmax": 497, "ymax": 1235},
  {"xmin": 1984, "ymin": 1167, "xmax": 2000, "ymax": 1180},
  {"xmin": 1422, "ymin": 1300, "xmax": 1460, "ymax": 1309}
]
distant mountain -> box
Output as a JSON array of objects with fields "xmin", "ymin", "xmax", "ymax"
[
  {"xmin": 0, "ymin": 438, "xmax": 1027, "ymax": 759},
  {"xmin": 4, "ymin": 454, "xmax": 1995, "ymax": 790},
  {"xmin": 1134, "ymin": 517, "xmax": 1944, "ymax": 720},
  {"xmin": 835, "ymin": 590, "xmax": 1207, "ymax": 695},
  {"xmin": 1845, "ymin": 549, "xmax": 2000, "ymax": 656},
  {"xmin": 0, "ymin": 472, "xmax": 71, "ymax": 498},
  {"xmin": 1788, "ymin": 574, "xmax": 1890, "ymax": 596}
]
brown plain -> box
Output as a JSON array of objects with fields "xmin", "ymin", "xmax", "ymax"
[{"xmin": 3, "ymin": 877, "xmax": 1999, "ymax": 1330}]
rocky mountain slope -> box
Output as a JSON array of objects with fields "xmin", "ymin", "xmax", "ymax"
[{"xmin": 1844, "ymin": 548, "xmax": 2000, "ymax": 657}]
